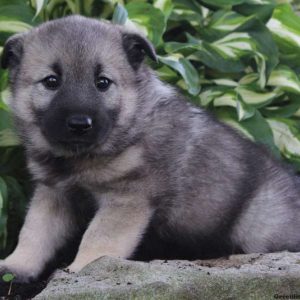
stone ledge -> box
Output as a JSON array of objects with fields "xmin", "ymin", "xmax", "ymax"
[{"xmin": 35, "ymin": 252, "xmax": 300, "ymax": 299}]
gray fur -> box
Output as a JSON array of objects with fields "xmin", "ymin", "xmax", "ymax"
[{"xmin": 1, "ymin": 15, "xmax": 300, "ymax": 283}]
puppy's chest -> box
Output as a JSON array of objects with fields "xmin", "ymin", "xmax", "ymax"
[
  {"xmin": 72, "ymin": 161, "xmax": 146, "ymax": 193},
  {"xmin": 31, "ymin": 145, "xmax": 147, "ymax": 192}
]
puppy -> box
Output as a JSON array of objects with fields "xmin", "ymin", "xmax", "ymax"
[{"xmin": 1, "ymin": 15, "xmax": 300, "ymax": 282}]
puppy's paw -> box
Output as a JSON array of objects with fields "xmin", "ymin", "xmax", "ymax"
[{"xmin": 66, "ymin": 259, "xmax": 91, "ymax": 273}]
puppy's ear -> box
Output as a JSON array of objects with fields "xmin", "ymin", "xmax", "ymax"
[
  {"xmin": 1, "ymin": 33, "xmax": 25, "ymax": 69},
  {"xmin": 122, "ymin": 33, "xmax": 157, "ymax": 70}
]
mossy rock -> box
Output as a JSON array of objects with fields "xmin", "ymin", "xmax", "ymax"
[{"xmin": 33, "ymin": 252, "xmax": 300, "ymax": 299}]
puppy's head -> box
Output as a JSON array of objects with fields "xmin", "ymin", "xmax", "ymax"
[{"xmin": 1, "ymin": 16, "xmax": 156, "ymax": 156}]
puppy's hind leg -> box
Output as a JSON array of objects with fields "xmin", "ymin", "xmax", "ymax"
[{"xmin": 0, "ymin": 184, "xmax": 75, "ymax": 283}]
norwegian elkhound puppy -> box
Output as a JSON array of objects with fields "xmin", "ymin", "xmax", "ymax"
[{"xmin": 1, "ymin": 15, "xmax": 300, "ymax": 283}]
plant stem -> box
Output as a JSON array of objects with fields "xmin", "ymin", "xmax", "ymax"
[{"xmin": 7, "ymin": 281, "xmax": 13, "ymax": 296}]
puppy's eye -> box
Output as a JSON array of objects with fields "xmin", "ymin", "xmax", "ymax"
[
  {"xmin": 42, "ymin": 75, "xmax": 60, "ymax": 90},
  {"xmin": 95, "ymin": 77, "xmax": 111, "ymax": 91}
]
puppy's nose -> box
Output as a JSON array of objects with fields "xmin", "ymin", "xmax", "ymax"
[{"xmin": 67, "ymin": 115, "xmax": 93, "ymax": 133}]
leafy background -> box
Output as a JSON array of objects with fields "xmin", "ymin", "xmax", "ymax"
[{"xmin": 1, "ymin": 0, "xmax": 300, "ymax": 256}]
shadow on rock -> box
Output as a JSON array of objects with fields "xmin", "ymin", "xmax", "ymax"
[{"xmin": 0, "ymin": 281, "xmax": 47, "ymax": 299}]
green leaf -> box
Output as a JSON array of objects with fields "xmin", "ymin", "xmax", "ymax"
[
  {"xmin": 199, "ymin": 88, "xmax": 226, "ymax": 107},
  {"xmin": 212, "ymin": 78, "xmax": 238, "ymax": 87},
  {"xmin": 0, "ymin": 191, "xmax": 3, "ymax": 216},
  {"xmin": 239, "ymin": 73, "xmax": 259, "ymax": 86},
  {"xmin": 216, "ymin": 107, "xmax": 279, "ymax": 156},
  {"xmin": 155, "ymin": 65, "xmax": 178, "ymax": 82},
  {"xmin": 4, "ymin": 176, "xmax": 26, "ymax": 215},
  {"xmin": 235, "ymin": 2, "xmax": 276, "ymax": 22},
  {"xmin": 164, "ymin": 41, "xmax": 198, "ymax": 54},
  {"xmin": 126, "ymin": 2, "xmax": 165, "ymax": 46},
  {"xmin": 0, "ymin": 129, "xmax": 20, "ymax": 147},
  {"xmin": 173, "ymin": 0, "xmax": 204, "ymax": 16},
  {"xmin": 246, "ymin": 20, "xmax": 278, "ymax": 79},
  {"xmin": 201, "ymin": 0, "xmax": 245, "ymax": 6},
  {"xmin": 212, "ymin": 32, "xmax": 256, "ymax": 59},
  {"xmin": 33, "ymin": 0, "xmax": 47, "ymax": 20},
  {"xmin": 267, "ymin": 118, "xmax": 300, "ymax": 162},
  {"xmin": 262, "ymin": 96, "xmax": 300, "ymax": 118},
  {"xmin": 0, "ymin": 89, "xmax": 10, "ymax": 111},
  {"xmin": 0, "ymin": 0, "xmax": 36, "ymax": 25},
  {"xmin": 236, "ymin": 99, "xmax": 256, "ymax": 121},
  {"xmin": 201, "ymin": 0, "xmax": 274, "ymax": 5},
  {"xmin": 267, "ymin": 4, "xmax": 300, "ymax": 58},
  {"xmin": 0, "ymin": 177, "xmax": 8, "ymax": 218},
  {"xmin": 208, "ymin": 10, "xmax": 254, "ymax": 33},
  {"xmin": 267, "ymin": 65, "xmax": 300, "ymax": 94},
  {"xmin": 254, "ymin": 52, "xmax": 266, "ymax": 88},
  {"xmin": 154, "ymin": 0, "xmax": 173, "ymax": 19},
  {"xmin": 189, "ymin": 42, "xmax": 245, "ymax": 73},
  {"xmin": 215, "ymin": 107, "xmax": 255, "ymax": 140},
  {"xmin": 2, "ymin": 273, "xmax": 14, "ymax": 282},
  {"xmin": 158, "ymin": 54, "xmax": 200, "ymax": 95},
  {"xmin": 0, "ymin": 109, "xmax": 13, "ymax": 131},
  {"xmin": 213, "ymin": 91, "xmax": 237, "ymax": 108},
  {"xmin": 0, "ymin": 74, "xmax": 9, "ymax": 96},
  {"xmin": 213, "ymin": 91, "xmax": 255, "ymax": 121},
  {"xmin": 0, "ymin": 177, "xmax": 8, "ymax": 205},
  {"xmin": 112, "ymin": 4, "xmax": 128, "ymax": 25},
  {"xmin": 0, "ymin": 21, "xmax": 32, "ymax": 33},
  {"xmin": 241, "ymin": 110, "xmax": 279, "ymax": 156},
  {"xmin": 188, "ymin": 21, "xmax": 277, "ymax": 79},
  {"xmin": 0, "ymin": 214, "xmax": 8, "ymax": 249},
  {"xmin": 236, "ymin": 87, "xmax": 280, "ymax": 107}
]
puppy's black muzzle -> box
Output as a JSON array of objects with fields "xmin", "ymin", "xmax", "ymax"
[
  {"xmin": 37, "ymin": 86, "xmax": 113, "ymax": 153},
  {"xmin": 39, "ymin": 106, "xmax": 111, "ymax": 152}
]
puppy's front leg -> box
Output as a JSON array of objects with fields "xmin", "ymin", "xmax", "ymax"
[
  {"xmin": 67, "ymin": 194, "xmax": 152, "ymax": 272},
  {"xmin": 1, "ymin": 184, "xmax": 74, "ymax": 282}
]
